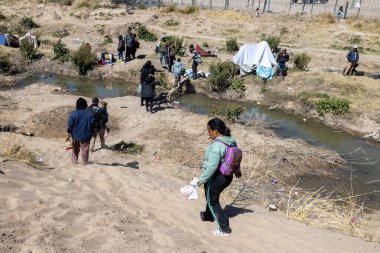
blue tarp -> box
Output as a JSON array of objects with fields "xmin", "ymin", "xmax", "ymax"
[
  {"xmin": 256, "ymin": 65, "xmax": 274, "ymax": 80},
  {"xmin": 0, "ymin": 34, "xmax": 7, "ymax": 46}
]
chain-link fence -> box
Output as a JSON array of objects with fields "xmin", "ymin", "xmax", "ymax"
[{"xmin": 111, "ymin": 0, "xmax": 380, "ymax": 18}]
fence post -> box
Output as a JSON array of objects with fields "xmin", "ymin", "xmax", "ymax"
[
  {"xmin": 209, "ymin": 0, "xmax": 212, "ymax": 9},
  {"xmin": 344, "ymin": 1, "xmax": 349, "ymax": 19},
  {"xmin": 252, "ymin": 0, "xmax": 255, "ymax": 9},
  {"xmin": 301, "ymin": 1, "xmax": 306, "ymax": 14},
  {"xmin": 333, "ymin": 0, "xmax": 338, "ymax": 14},
  {"xmin": 259, "ymin": 0, "xmax": 261, "ymax": 9},
  {"xmin": 289, "ymin": 1, "xmax": 293, "ymax": 13},
  {"xmin": 356, "ymin": 0, "xmax": 362, "ymax": 19},
  {"xmin": 263, "ymin": 0, "xmax": 267, "ymax": 12},
  {"xmin": 247, "ymin": 0, "xmax": 250, "ymax": 9},
  {"xmin": 268, "ymin": 0, "xmax": 271, "ymax": 12},
  {"xmin": 311, "ymin": 0, "xmax": 315, "ymax": 15},
  {"xmin": 192, "ymin": 0, "xmax": 196, "ymax": 6}
]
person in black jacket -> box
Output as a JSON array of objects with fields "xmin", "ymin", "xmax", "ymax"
[
  {"xmin": 140, "ymin": 61, "xmax": 161, "ymax": 112},
  {"xmin": 277, "ymin": 48, "xmax": 289, "ymax": 76},
  {"xmin": 344, "ymin": 45, "xmax": 359, "ymax": 76},
  {"xmin": 117, "ymin": 35, "xmax": 125, "ymax": 62}
]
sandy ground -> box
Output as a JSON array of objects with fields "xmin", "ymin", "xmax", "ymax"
[{"xmin": 0, "ymin": 83, "xmax": 380, "ymax": 252}]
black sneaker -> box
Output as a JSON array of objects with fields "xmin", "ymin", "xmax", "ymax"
[{"xmin": 200, "ymin": 212, "xmax": 214, "ymax": 222}]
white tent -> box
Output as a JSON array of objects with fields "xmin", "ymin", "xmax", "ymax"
[{"xmin": 233, "ymin": 41, "xmax": 277, "ymax": 76}]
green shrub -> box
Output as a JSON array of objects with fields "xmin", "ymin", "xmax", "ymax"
[
  {"xmin": 113, "ymin": 141, "xmax": 144, "ymax": 154},
  {"xmin": 157, "ymin": 72, "xmax": 168, "ymax": 89},
  {"xmin": 137, "ymin": 2, "xmax": 148, "ymax": 10},
  {"xmin": 0, "ymin": 11, "xmax": 6, "ymax": 21},
  {"xmin": 19, "ymin": 41, "xmax": 36, "ymax": 61},
  {"xmin": 349, "ymin": 35, "xmax": 361, "ymax": 45},
  {"xmin": 0, "ymin": 25, "xmax": 10, "ymax": 34},
  {"xmin": 0, "ymin": 54, "xmax": 12, "ymax": 74},
  {"xmin": 14, "ymin": 25, "xmax": 28, "ymax": 37},
  {"xmin": 294, "ymin": 53, "xmax": 311, "ymax": 71},
  {"xmin": 137, "ymin": 25, "xmax": 157, "ymax": 42},
  {"xmin": 280, "ymin": 27, "xmax": 288, "ymax": 35},
  {"xmin": 164, "ymin": 19, "xmax": 179, "ymax": 26},
  {"xmin": 226, "ymin": 104, "xmax": 244, "ymax": 123},
  {"xmin": 71, "ymin": 43, "xmax": 96, "ymax": 75},
  {"xmin": 179, "ymin": 6, "xmax": 198, "ymax": 14},
  {"xmin": 226, "ymin": 37, "xmax": 239, "ymax": 53},
  {"xmin": 164, "ymin": 4, "xmax": 178, "ymax": 12},
  {"xmin": 261, "ymin": 34, "xmax": 281, "ymax": 52},
  {"xmin": 53, "ymin": 28, "xmax": 70, "ymax": 38},
  {"xmin": 76, "ymin": 2, "xmax": 90, "ymax": 8},
  {"xmin": 47, "ymin": 0, "xmax": 73, "ymax": 5},
  {"xmin": 230, "ymin": 78, "xmax": 246, "ymax": 92},
  {"xmin": 20, "ymin": 17, "xmax": 40, "ymax": 30},
  {"xmin": 53, "ymin": 40, "xmax": 70, "ymax": 63},
  {"xmin": 103, "ymin": 35, "xmax": 113, "ymax": 44},
  {"xmin": 165, "ymin": 36, "xmax": 186, "ymax": 56},
  {"xmin": 208, "ymin": 61, "xmax": 237, "ymax": 92},
  {"xmin": 317, "ymin": 97, "xmax": 350, "ymax": 116},
  {"xmin": 202, "ymin": 42, "xmax": 209, "ymax": 48}
]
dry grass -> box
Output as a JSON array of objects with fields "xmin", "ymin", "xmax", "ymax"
[
  {"xmin": 312, "ymin": 12, "xmax": 338, "ymax": 25},
  {"xmin": 348, "ymin": 17, "xmax": 380, "ymax": 34},
  {"xmin": 0, "ymin": 134, "xmax": 43, "ymax": 169},
  {"xmin": 286, "ymin": 186, "xmax": 380, "ymax": 243},
  {"xmin": 209, "ymin": 10, "xmax": 251, "ymax": 22}
]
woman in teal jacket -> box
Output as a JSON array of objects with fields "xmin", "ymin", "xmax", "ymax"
[{"xmin": 198, "ymin": 118, "xmax": 241, "ymax": 236}]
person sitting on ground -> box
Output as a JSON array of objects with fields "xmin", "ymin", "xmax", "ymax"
[
  {"xmin": 117, "ymin": 35, "xmax": 125, "ymax": 62},
  {"xmin": 67, "ymin": 97, "xmax": 95, "ymax": 165},
  {"xmin": 276, "ymin": 48, "xmax": 289, "ymax": 75},
  {"xmin": 344, "ymin": 45, "xmax": 359, "ymax": 76},
  {"xmin": 197, "ymin": 117, "xmax": 241, "ymax": 237},
  {"xmin": 172, "ymin": 58, "xmax": 185, "ymax": 94},
  {"xmin": 97, "ymin": 100, "xmax": 110, "ymax": 137}
]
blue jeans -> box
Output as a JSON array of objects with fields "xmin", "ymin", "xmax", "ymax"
[
  {"xmin": 117, "ymin": 51, "xmax": 124, "ymax": 61},
  {"xmin": 159, "ymin": 51, "xmax": 167, "ymax": 65}
]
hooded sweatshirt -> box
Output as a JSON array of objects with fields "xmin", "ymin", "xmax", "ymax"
[
  {"xmin": 172, "ymin": 61, "xmax": 184, "ymax": 77},
  {"xmin": 199, "ymin": 135, "xmax": 237, "ymax": 184}
]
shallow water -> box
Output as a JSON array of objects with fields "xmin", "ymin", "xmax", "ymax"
[{"xmin": 5, "ymin": 74, "xmax": 380, "ymax": 209}]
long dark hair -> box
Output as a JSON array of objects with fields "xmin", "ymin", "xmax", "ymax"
[
  {"xmin": 76, "ymin": 97, "xmax": 88, "ymax": 110},
  {"xmin": 207, "ymin": 117, "xmax": 231, "ymax": 136}
]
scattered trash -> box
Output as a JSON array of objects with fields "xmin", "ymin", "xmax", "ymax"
[
  {"xmin": 121, "ymin": 231, "xmax": 125, "ymax": 235},
  {"xmin": 68, "ymin": 177, "xmax": 74, "ymax": 182},
  {"xmin": 269, "ymin": 104, "xmax": 279, "ymax": 110},
  {"xmin": 351, "ymin": 215, "xmax": 359, "ymax": 223},
  {"xmin": 276, "ymin": 188, "xmax": 285, "ymax": 193},
  {"xmin": 36, "ymin": 155, "xmax": 44, "ymax": 163},
  {"xmin": 271, "ymin": 178, "xmax": 278, "ymax": 184},
  {"xmin": 180, "ymin": 179, "xmax": 199, "ymax": 200},
  {"xmin": 268, "ymin": 204, "xmax": 277, "ymax": 211},
  {"xmin": 302, "ymin": 118, "xmax": 307, "ymax": 123}
]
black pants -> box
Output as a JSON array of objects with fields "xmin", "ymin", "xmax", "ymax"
[
  {"xmin": 140, "ymin": 97, "xmax": 145, "ymax": 106},
  {"xmin": 192, "ymin": 61, "xmax": 198, "ymax": 79},
  {"xmin": 203, "ymin": 171, "xmax": 233, "ymax": 233},
  {"xmin": 168, "ymin": 56, "xmax": 175, "ymax": 73},
  {"xmin": 144, "ymin": 97, "xmax": 153, "ymax": 112},
  {"xmin": 125, "ymin": 47, "xmax": 133, "ymax": 60}
]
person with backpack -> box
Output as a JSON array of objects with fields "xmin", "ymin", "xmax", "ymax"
[
  {"xmin": 172, "ymin": 58, "xmax": 185, "ymax": 94},
  {"xmin": 117, "ymin": 35, "xmax": 125, "ymax": 62},
  {"xmin": 87, "ymin": 97, "xmax": 106, "ymax": 151},
  {"xmin": 67, "ymin": 97, "xmax": 95, "ymax": 165},
  {"xmin": 188, "ymin": 44, "xmax": 202, "ymax": 80},
  {"xmin": 197, "ymin": 117, "xmax": 242, "ymax": 237}
]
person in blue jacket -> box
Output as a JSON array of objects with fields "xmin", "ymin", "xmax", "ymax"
[
  {"xmin": 67, "ymin": 97, "xmax": 95, "ymax": 165},
  {"xmin": 344, "ymin": 45, "xmax": 359, "ymax": 76},
  {"xmin": 198, "ymin": 118, "xmax": 241, "ymax": 237}
]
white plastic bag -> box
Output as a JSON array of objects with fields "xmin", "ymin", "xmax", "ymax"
[
  {"xmin": 137, "ymin": 83, "xmax": 142, "ymax": 93},
  {"xmin": 180, "ymin": 185, "xmax": 198, "ymax": 200}
]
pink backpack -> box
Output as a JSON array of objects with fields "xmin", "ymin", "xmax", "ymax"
[{"xmin": 215, "ymin": 140, "xmax": 242, "ymax": 176}]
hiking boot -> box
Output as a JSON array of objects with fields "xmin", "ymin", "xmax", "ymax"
[{"xmin": 200, "ymin": 212, "xmax": 214, "ymax": 222}]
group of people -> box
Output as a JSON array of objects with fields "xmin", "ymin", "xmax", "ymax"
[
  {"xmin": 117, "ymin": 28, "xmax": 140, "ymax": 62},
  {"xmin": 67, "ymin": 98, "xmax": 240, "ymax": 237},
  {"xmin": 157, "ymin": 37, "xmax": 202, "ymax": 80},
  {"xmin": 66, "ymin": 97, "xmax": 109, "ymax": 165}
]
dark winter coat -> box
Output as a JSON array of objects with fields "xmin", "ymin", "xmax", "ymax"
[
  {"xmin": 67, "ymin": 109, "xmax": 94, "ymax": 142},
  {"xmin": 140, "ymin": 64, "xmax": 156, "ymax": 84},
  {"xmin": 118, "ymin": 36, "xmax": 125, "ymax": 52},
  {"xmin": 277, "ymin": 52, "xmax": 289, "ymax": 64},
  {"xmin": 141, "ymin": 80, "xmax": 160, "ymax": 98},
  {"xmin": 125, "ymin": 33, "xmax": 134, "ymax": 48},
  {"xmin": 347, "ymin": 50, "xmax": 359, "ymax": 63}
]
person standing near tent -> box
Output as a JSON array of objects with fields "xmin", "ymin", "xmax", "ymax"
[
  {"xmin": 277, "ymin": 48, "xmax": 289, "ymax": 75},
  {"xmin": 67, "ymin": 97, "xmax": 94, "ymax": 165},
  {"xmin": 197, "ymin": 118, "xmax": 241, "ymax": 237},
  {"xmin": 117, "ymin": 35, "xmax": 125, "ymax": 62}
]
